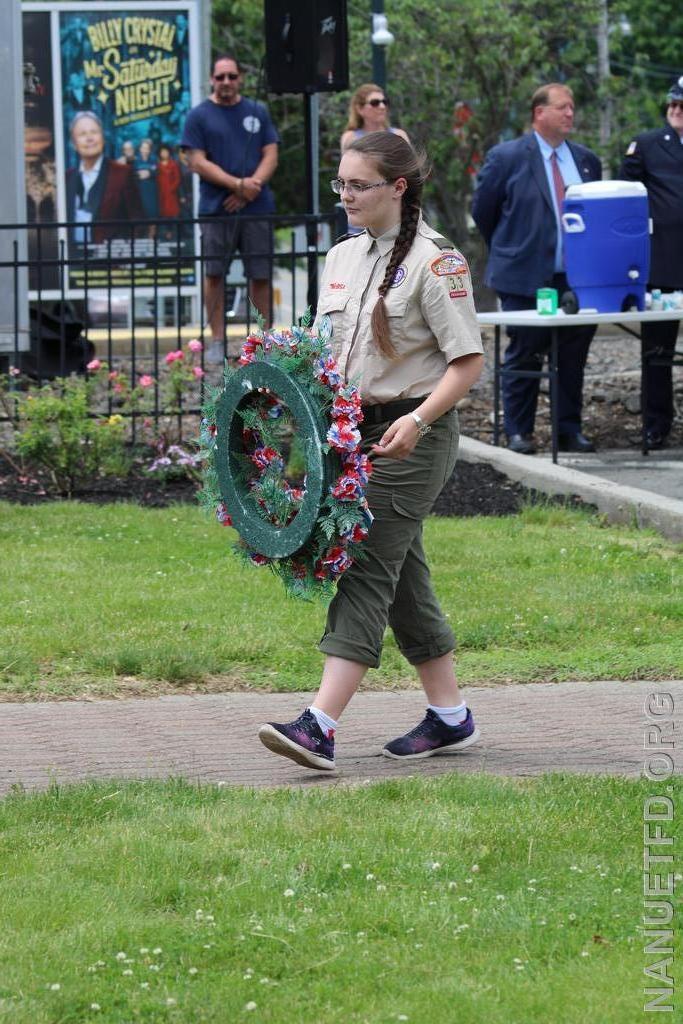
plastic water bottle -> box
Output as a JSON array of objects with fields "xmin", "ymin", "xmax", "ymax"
[{"xmin": 651, "ymin": 288, "xmax": 663, "ymax": 311}]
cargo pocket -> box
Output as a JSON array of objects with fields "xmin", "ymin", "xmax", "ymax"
[{"xmin": 390, "ymin": 412, "xmax": 459, "ymax": 520}]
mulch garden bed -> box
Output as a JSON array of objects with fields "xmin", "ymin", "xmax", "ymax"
[
  {"xmin": 1, "ymin": 329, "xmax": 678, "ymax": 517},
  {"xmin": 0, "ymin": 451, "xmax": 586, "ymax": 518}
]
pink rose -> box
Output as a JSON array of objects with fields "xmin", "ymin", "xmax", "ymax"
[
  {"xmin": 187, "ymin": 338, "xmax": 203, "ymax": 352},
  {"xmin": 165, "ymin": 349, "xmax": 184, "ymax": 364},
  {"xmin": 139, "ymin": 374, "xmax": 154, "ymax": 388},
  {"xmin": 193, "ymin": 366, "xmax": 205, "ymax": 379},
  {"xmin": 86, "ymin": 358, "xmax": 101, "ymax": 372}
]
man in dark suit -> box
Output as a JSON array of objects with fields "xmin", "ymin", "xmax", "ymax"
[
  {"xmin": 66, "ymin": 112, "xmax": 143, "ymax": 247},
  {"xmin": 620, "ymin": 75, "xmax": 683, "ymax": 449},
  {"xmin": 472, "ymin": 83, "xmax": 602, "ymax": 454}
]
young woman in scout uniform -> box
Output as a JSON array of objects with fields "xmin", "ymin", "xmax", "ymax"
[{"xmin": 259, "ymin": 132, "xmax": 484, "ymax": 771}]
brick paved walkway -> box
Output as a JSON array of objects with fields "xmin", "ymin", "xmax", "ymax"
[{"xmin": 2, "ymin": 680, "xmax": 681, "ymax": 795}]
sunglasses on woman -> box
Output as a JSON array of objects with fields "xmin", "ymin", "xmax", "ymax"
[{"xmin": 366, "ymin": 97, "xmax": 389, "ymax": 107}]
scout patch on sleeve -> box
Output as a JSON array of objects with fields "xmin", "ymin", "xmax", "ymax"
[
  {"xmin": 390, "ymin": 265, "xmax": 407, "ymax": 288},
  {"xmin": 447, "ymin": 274, "xmax": 468, "ymax": 299},
  {"xmin": 626, "ymin": 141, "xmax": 637, "ymax": 156},
  {"xmin": 430, "ymin": 251, "xmax": 468, "ymax": 277}
]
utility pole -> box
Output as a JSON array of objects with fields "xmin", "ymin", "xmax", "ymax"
[
  {"xmin": 0, "ymin": 3, "xmax": 29, "ymax": 357},
  {"xmin": 371, "ymin": 0, "xmax": 394, "ymax": 91},
  {"xmin": 596, "ymin": 0, "xmax": 613, "ymax": 178},
  {"xmin": 304, "ymin": 92, "xmax": 320, "ymax": 311},
  {"xmin": 199, "ymin": 0, "xmax": 211, "ymax": 88}
]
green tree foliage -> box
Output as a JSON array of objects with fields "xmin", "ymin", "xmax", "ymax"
[
  {"xmin": 607, "ymin": 0, "xmax": 683, "ymax": 143},
  {"xmin": 611, "ymin": 0, "xmax": 683, "ymax": 87},
  {"xmin": 366, "ymin": 0, "xmax": 601, "ymax": 250}
]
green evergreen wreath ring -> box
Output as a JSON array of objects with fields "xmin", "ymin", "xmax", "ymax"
[
  {"xmin": 199, "ymin": 317, "xmax": 372, "ymax": 600},
  {"xmin": 213, "ymin": 361, "xmax": 339, "ymax": 558}
]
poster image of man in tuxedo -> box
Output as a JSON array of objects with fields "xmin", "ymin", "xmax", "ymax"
[{"xmin": 66, "ymin": 111, "xmax": 143, "ymax": 248}]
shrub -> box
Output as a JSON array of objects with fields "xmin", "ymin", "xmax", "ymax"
[
  {"xmin": 13, "ymin": 376, "xmax": 132, "ymax": 495},
  {"xmin": 2, "ymin": 338, "xmax": 207, "ymax": 495}
]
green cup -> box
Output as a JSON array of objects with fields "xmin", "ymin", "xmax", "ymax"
[{"xmin": 536, "ymin": 287, "xmax": 558, "ymax": 315}]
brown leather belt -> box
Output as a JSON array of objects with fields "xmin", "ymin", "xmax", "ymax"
[{"xmin": 360, "ymin": 396, "xmax": 427, "ymax": 425}]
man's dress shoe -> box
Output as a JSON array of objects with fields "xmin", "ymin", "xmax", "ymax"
[
  {"xmin": 645, "ymin": 430, "xmax": 667, "ymax": 451},
  {"xmin": 558, "ymin": 432, "xmax": 595, "ymax": 453},
  {"xmin": 506, "ymin": 433, "xmax": 536, "ymax": 455}
]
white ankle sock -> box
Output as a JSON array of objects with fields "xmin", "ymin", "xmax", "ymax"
[
  {"xmin": 309, "ymin": 705, "xmax": 338, "ymax": 738},
  {"xmin": 428, "ymin": 702, "xmax": 467, "ymax": 727}
]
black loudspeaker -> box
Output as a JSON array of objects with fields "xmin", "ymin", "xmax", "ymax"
[{"xmin": 264, "ymin": 0, "xmax": 349, "ymax": 94}]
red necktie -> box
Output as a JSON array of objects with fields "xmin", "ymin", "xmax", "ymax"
[{"xmin": 550, "ymin": 150, "xmax": 565, "ymax": 214}]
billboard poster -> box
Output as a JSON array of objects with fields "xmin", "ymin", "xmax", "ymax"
[
  {"xmin": 58, "ymin": 6, "xmax": 196, "ymax": 290},
  {"xmin": 23, "ymin": 9, "xmax": 60, "ymax": 290}
]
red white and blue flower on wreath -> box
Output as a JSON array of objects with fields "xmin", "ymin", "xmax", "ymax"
[{"xmin": 199, "ymin": 316, "xmax": 373, "ymax": 599}]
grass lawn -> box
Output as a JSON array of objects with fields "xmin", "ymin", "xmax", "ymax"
[
  {"xmin": 1, "ymin": 772, "xmax": 677, "ymax": 1024},
  {"xmin": 1, "ymin": 500, "xmax": 681, "ymax": 699}
]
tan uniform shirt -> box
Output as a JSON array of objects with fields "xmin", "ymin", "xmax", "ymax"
[{"xmin": 314, "ymin": 216, "xmax": 483, "ymax": 404}]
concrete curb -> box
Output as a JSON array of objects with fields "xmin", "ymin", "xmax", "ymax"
[{"xmin": 458, "ymin": 436, "xmax": 683, "ymax": 542}]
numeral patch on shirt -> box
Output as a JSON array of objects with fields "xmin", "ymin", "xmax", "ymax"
[{"xmin": 448, "ymin": 274, "xmax": 468, "ymax": 298}]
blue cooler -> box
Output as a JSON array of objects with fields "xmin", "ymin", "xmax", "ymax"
[{"xmin": 561, "ymin": 180, "xmax": 650, "ymax": 312}]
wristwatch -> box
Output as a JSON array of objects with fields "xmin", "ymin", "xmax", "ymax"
[{"xmin": 410, "ymin": 411, "xmax": 431, "ymax": 438}]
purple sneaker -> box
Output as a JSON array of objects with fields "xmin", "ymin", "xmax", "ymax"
[
  {"xmin": 382, "ymin": 708, "xmax": 480, "ymax": 760},
  {"xmin": 258, "ymin": 709, "xmax": 336, "ymax": 771}
]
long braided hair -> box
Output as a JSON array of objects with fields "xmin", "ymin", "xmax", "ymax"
[{"xmin": 346, "ymin": 133, "xmax": 429, "ymax": 358}]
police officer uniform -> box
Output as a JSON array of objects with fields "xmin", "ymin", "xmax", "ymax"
[
  {"xmin": 620, "ymin": 75, "xmax": 683, "ymax": 445},
  {"xmin": 313, "ymin": 217, "xmax": 483, "ymax": 668}
]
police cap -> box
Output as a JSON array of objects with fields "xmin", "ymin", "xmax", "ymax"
[{"xmin": 666, "ymin": 74, "xmax": 683, "ymax": 102}]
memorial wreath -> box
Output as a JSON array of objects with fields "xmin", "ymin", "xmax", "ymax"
[{"xmin": 198, "ymin": 312, "xmax": 373, "ymax": 600}]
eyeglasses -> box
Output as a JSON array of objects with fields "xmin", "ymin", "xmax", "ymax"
[
  {"xmin": 330, "ymin": 178, "xmax": 389, "ymax": 196},
  {"xmin": 366, "ymin": 98, "xmax": 389, "ymax": 107},
  {"xmin": 669, "ymin": 100, "xmax": 683, "ymax": 110},
  {"xmin": 214, "ymin": 72, "xmax": 240, "ymax": 82}
]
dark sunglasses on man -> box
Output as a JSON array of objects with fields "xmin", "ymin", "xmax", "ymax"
[
  {"xmin": 366, "ymin": 97, "xmax": 389, "ymax": 107},
  {"xmin": 214, "ymin": 72, "xmax": 240, "ymax": 82}
]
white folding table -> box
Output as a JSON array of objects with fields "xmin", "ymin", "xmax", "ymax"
[{"xmin": 476, "ymin": 308, "xmax": 683, "ymax": 463}]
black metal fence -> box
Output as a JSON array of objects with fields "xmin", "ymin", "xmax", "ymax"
[{"xmin": 0, "ymin": 211, "xmax": 340, "ymax": 430}]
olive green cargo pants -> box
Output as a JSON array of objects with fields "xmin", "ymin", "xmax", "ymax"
[{"xmin": 318, "ymin": 408, "xmax": 459, "ymax": 668}]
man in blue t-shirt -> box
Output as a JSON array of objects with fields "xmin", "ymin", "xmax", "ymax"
[{"xmin": 182, "ymin": 54, "xmax": 279, "ymax": 360}]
